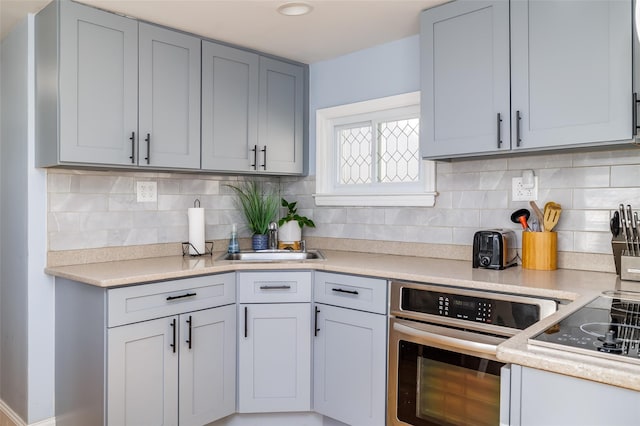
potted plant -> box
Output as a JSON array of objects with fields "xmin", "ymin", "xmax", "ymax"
[
  {"xmin": 277, "ymin": 198, "xmax": 316, "ymax": 243},
  {"xmin": 228, "ymin": 181, "xmax": 279, "ymax": 250}
]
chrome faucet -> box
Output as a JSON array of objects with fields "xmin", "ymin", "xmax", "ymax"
[{"xmin": 267, "ymin": 222, "xmax": 278, "ymax": 250}]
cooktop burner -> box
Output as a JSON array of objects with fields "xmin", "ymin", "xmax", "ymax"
[{"xmin": 529, "ymin": 290, "xmax": 640, "ymax": 365}]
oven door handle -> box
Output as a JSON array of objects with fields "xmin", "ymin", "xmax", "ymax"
[{"xmin": 392, "ymin": 318, "xmax": 501, "ymax": 357}]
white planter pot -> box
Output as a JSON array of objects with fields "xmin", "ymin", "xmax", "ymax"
[{"xmin": 278, "ymin": 220, "xmax": 302, "ymax": 242}]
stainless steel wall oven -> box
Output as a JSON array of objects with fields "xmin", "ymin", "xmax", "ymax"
[{"xmin": 388, "ymin": 281, "xmax": 557, "ymax": 426}]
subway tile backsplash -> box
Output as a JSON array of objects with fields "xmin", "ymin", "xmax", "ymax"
[{"xmin": 48, "ymin": 148, "xmax": 640, "ymax": 256}]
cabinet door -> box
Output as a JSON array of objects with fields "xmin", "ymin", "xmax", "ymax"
[
  {"xmin": 179, "ymin": 304, "xmax": 236, "ymax": 426},
  {"xmin": 511, "ymin": 0, "xmax": 632, "ymax": 150},
  {"xmin": 313, "ymin": 304, "xmax": 387, "ymax": 426},
  {"xmin": 138, "ymin": 23, "xmax": 201, "ymax": 169},
  {"xmin": 420, "ymin": 1, "xmax": 510, "ymax": 159},
  {"xmin": 201, "ymin": 41, "xmax": 259, "ymax": 172},
  {"xmin": 258, "ymin": 57, "xmax": 304, "ymax": 174},
  {"xmin": 59, "ymin": 1, "xmax": 138, "ymax": 166},
  {"xmin": 512, "ymin": 365, "xmax": 640, "ymax": 426},
  {"xmin": 107, "ymin": 317, "xmax": 178, "ymax": 426},
  {"xmin": 238, "ymin": 303, "xmax": 311, "ymax": 413}
]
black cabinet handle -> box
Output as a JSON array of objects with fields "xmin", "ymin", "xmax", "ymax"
[
  {"xmin": 261, "ymin": 146, "xmax": 267, "ymax": 170},
  {"xmin": 497, "ymin": 113, "xmax": 502, "ymax": 148},
  {"xmin": 516, "ymin": 110, "xmax": 522, "ymax": 147},
  {"xmin": 251, "ymin": 145, "xmax": 258, "ymax": 170},
  {"xmin": 314, "ymin": 306, "xmax": 320, "ymax": 337},
  {"xmin": 129, "ymin": 131, "xmax": 135, "ymax": 163},
  {"xmin": 634, "ymin": 93, "xmax": 639, "ymax": 137},
  {"xmin": 244, "ymin": 306, "xmax": 248, "ymax": 338},
  {"xmin": 166, "ymin": 292, "xmax": 197, "ymax": 301},
  {"xmin": 186, "ymin": 315, "xmax": 192, "ymax": 349},
  {"xmin": 170, "ymin": 318, "xmax": 176, "ymax": 353},
  {"xmin": 259, "ymin": 285, "xmax": 291, "ymax": 290},
  {"xmin": 332, "ymin": 287, "xmax": 359, "ymax": 295},
  {"xmin": 144, "ymin": 133, "xmax": 151, "ymax": 164}
]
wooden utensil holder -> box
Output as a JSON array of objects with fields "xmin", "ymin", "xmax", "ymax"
[{"xmin": 522, "ymin": 231, "xmax": 557, "ymax": 270}]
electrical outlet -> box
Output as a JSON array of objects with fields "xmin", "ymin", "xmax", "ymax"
[
  {"xmin": 136, "ymin": 181, "xmax": 157, "ymax": 202},
  {"xmin": 512, "ymin": 176, "xmax": 538, "ymax": 201}
]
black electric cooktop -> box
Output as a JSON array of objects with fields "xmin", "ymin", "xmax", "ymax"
[{"xmin": 529, "ymin": 290, "xmax": 640, "ymax": 365}]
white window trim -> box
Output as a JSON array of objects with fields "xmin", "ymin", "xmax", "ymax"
[{"xmin": 314, "ymin": 91, "xmax": 437, "ymax": 207}]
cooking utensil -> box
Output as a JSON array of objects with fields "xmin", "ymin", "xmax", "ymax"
[
  {"xmin": 543, "ymin": 202, "xmax": 561, "ymax": 232},
  {"xmin": 529, "ymin": 201, "xmax": 546, "ymax": 231},
  {"xmin": 510, "ymin": 208, "xmax": 531, "ymax": 231},
  {"xmin": 610, "ymin": 210, "xmax": 620, "ymax": 237}
]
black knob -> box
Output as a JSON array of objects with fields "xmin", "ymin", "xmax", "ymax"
[{"xmin": 480, "ymin": 256, "xmax": 491, "ymax": 267}]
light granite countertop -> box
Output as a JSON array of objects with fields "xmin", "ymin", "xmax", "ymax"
[{"xmin": 45, "ymin": 249, "xmax": 640, "ymax": 392}]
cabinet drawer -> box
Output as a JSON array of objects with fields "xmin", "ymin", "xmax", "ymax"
[
  {"xmin": 238, "ymin": 271, "xmax": 311, "ymax": 303},
  {"xmin": 314, "ymin": 272, "xmax": 387, "ymax": 314},
  {"xmin": 108, "ymin": 273, "xmax": 235, "ymax": 327}
]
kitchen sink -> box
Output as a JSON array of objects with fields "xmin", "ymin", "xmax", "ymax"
[{"xmin": 217, "ymin": 249, "xmax": 325, "ymax": 262}]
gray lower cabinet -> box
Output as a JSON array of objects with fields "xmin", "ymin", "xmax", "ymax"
[
  {"xmin": 507, "ymin": 365, "xmax": 640, "ymax": 426},
  {"xmin": 420, "ymin": 0, "xmax": 632, "ymax": 160},
  {"xmin": 237, "ymin": 271, "xmax": 312, "ymax": 413},
  {"xmin": 313, "ymin": 272, "xmax": 387, "ymax": 426},
  {"xmin": 201, "ymin": 43, "xmax": 305, "ymax": 175},
  {"xmin": 55, "ymin": 273, "xmax": 236, "ymax": 426},
  {"xmin": 36, "ymin": 0, "xmax": 200, "ymax": 169}
]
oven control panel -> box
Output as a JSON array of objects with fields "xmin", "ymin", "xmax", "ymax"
[
  {"xmin": 438, "ymin": 295, "xmax": 493, "ymax": 323},
  {"xmin": 400, "ymin": 286, "xmax": 544, "ymax": 330}
]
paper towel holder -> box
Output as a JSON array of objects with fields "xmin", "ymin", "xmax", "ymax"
[{"xmin": 182, "ymin": 241, "xmax": 214, "ymax": 257}]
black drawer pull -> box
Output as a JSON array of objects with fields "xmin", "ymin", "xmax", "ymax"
[
  {"xmin": 332, "ymin": 288, "xmax": 358, "ymax": 295},
  {"xmin": 166, "ymin": 292, "xmax": 197, "ymax": 301},
  {"xmin": 259, "ymin": 285, "xmax": 291, "ymax": 290}
]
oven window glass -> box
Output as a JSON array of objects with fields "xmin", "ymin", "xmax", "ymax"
[{"xmin": 397, "ymin": 341, "xmax": 503, "ymax": 426}]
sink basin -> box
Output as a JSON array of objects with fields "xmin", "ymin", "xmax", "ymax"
[{"xmin": 217, "ymin": 249, "xmax": 325, "ymax": 262}]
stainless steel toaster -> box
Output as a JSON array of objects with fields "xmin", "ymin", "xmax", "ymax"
[{"xmin": 472, "ymin": 229, "xmax": 518, "ymax": 269}]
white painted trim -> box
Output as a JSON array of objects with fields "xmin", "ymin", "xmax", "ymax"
[
  {"xmin": 0, "ymin": 400, "xmax": 56, "ymax": 426},
  {"xmin": 313, "ymin": 192, "xmax": 437, "ymax": 207},
  {"xmin": 315, "ymin": 91, "xmax": 437, "ymax": 206}
]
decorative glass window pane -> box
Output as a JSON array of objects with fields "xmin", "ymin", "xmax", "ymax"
[
  {"xmin": 338, "ymin": 124, "xmax": 372, "ymax": 185},
  {"xmin": 378, "ymin": 118, "xmax": 420, "ymax": 183}
]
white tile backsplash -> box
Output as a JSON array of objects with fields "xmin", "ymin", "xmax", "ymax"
[{"xmin": 47, "ymin": 148, "xmax": 640, "ymax": 257}]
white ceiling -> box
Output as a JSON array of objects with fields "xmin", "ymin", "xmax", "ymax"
[{"xmin": 0, "ymin": 0, "xmax": 446, "ymax": 63}]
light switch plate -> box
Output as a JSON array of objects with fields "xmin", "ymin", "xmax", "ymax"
[
  {"xmin": 137, "ymin": 181, "xmax": 157, "ymax": 202},
  {"xmin": 512, "ymin": 176, "xmax": 538, "ymax": 201}
]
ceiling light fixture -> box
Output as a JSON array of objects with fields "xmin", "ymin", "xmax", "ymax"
[{"xmin": 277, "ymin": 2, "xmax": 314, "ymax": 16}]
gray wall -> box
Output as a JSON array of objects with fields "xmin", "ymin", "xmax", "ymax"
[
  {"xmin": 1, "ymin": 15, "xmax": 54, "ymax": 424},
  {"xmin": 1, "ymin": 16, "xmax": 30, "ymax": 422}
]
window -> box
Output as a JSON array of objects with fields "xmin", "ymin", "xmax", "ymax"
[{"xmin": 315, "ymin": 92, "xmax": 436, "ymax": 206}]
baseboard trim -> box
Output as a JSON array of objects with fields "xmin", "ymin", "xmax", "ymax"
[{"xmin": 0, "ymin": 400, "xmax": 55, "ymax": 426}]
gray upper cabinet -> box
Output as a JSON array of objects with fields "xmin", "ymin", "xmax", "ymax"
[
  {"xmin": 37, "ymin": 0, "xmax": 139, "ymax": 167},
  {"xmin": 510, "ymin": 0, "xmax": 632, "ymax": 150},
  {"xmin": 37, "ymin": 1, "xmax": 200, "ymax": 169},
  {"xmin": 201, "ymin": 42, "xmax": 259, "ymax": 171},
  {"xmin": 138, "ymin": 23, "xmax": 201, "ymax": 169},
  {"xmin": 258, "ymin": 57, "xmax": 304, "ymax": 174},
  {"xmin": 420, "ymin": 1, "xmax": 510, "ymax": 158},
  {"xmin": 420, "ymin": 0, "xmax": 632, "ymax": 160},
  {"xmin": 201, "ymin": 43, "xmax": 305, "ymax": 175}
]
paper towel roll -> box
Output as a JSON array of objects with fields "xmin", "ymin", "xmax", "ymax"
[{"xmin": 188, "ymin": 207, "xmax": 205, "ymax": 255}]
